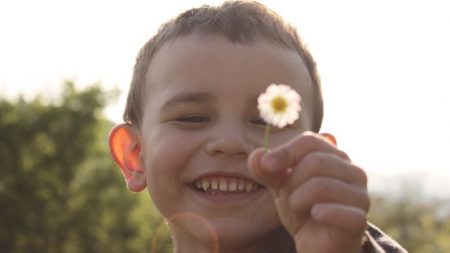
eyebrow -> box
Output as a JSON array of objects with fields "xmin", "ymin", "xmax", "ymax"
[{"xmin": 160, "ymin": 91, "xmax": 213, "ymax": 111}]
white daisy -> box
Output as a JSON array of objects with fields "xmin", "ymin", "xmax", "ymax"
[{"xmin": 257, "ymin": 84, "xmax": 301, "ymax": 128}]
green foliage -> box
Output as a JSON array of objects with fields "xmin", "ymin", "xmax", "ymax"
[
  {"xmin": 370, "ymin": 187, "xmax": 450, "ymax": 253},
  {"xmin": 1, "ymin": 80, "xmax": 448, "ymax": 253},
  {"xmin": 0, "ymin": 81, "xmax": 171, "ymax": 253}
]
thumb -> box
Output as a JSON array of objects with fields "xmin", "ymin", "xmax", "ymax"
[{"xmin": 248, "ymin": 148, "xmax": 289, "ymax": 197}]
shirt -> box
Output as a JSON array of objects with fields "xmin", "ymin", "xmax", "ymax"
[{"xmin": 362, "ymin": 224, "xmax": 408, "ymax": 253}]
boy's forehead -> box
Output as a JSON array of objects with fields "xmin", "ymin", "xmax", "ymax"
[
  {"xmin": 151, "ymin": 33, "xmax": 306, "ymax": 71},
  {"xmin": 144, "ymin": 33, "xmax": 314, "ymax": 111}
]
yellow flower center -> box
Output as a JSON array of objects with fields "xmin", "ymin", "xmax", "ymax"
[{"xmin": 271, "ymin": 96, "xmax": 288, "ymax": 113}]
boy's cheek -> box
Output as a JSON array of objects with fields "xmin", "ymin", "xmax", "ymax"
[{"xmin": 268, "ymin": 130, "xmax": 302, "ymax": 149}]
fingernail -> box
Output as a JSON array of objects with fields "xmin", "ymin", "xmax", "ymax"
[{"xmin": 261, "ymin": 154, "xmax": 279, "ymax": 173}]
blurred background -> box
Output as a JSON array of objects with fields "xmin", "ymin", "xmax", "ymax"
[{"xmin": 1, "ymin": 0, "xmax": 449, "ymax": 252}]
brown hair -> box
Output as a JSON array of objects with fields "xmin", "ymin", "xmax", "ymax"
[{"xmin": 124, "ymin": 0, "xmax": 323, "ymax": 132}]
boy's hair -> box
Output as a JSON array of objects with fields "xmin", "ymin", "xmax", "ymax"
[{"xmin": 124, "ymin": 0, "xmax": 323, "ymax": 132}]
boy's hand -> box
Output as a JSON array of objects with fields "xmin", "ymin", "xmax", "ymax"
[{"xmin": 248, "ymin": 132, "xmax": 370, "ymax": 253}]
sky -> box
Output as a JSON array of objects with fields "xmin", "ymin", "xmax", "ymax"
[{"xmin": 1, "ymin": 0, "xmax": 449, "ymax": 181}]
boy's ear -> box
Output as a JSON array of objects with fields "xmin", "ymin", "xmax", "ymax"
[
  {"xmin": 320, "ymin": 132, "xmax": 337, "ymax": 147},
  {"xmin": 109, "ymin": 124, "xmax": 146, "ymax": 192}
]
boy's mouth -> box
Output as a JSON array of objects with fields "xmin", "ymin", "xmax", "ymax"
[{"xmin": 190, "ymin": 176, "xmax": 262, "ymax": 194}]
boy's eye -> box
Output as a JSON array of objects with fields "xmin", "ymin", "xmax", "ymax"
[
  {"xmin": 176, "ymin": 115, "xmax": 210, "ymax": 123},
  {"xmin": 250, "ymin": 117, "xmax": 296, "ymax": 130},
  {"xmin": 250, "ymin": 118, "xmax": 268, "ymax": 126}
]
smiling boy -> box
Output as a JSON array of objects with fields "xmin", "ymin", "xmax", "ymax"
[{"xmin": 109, "ymin": 1, "xmax": 407, "ymax": 253}]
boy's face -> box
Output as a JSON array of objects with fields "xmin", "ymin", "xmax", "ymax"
[{"xmin": 139, "ymin": 33, "xmax": 314, "ymax": 249}]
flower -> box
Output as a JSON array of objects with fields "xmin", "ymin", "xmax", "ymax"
[{"xmin": 257, "ymin": 84, "xmax": 301, "ymax": 128}]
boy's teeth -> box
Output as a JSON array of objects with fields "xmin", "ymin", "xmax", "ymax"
[
  {"xmin": 219, "ymin": 178, "xmax": 227, "ymax": 191},
  {"xmin": 229, "ymin": 178, "xmax": 237, "ymax": 192},
  {"xmin": 201, "ymin": 179, "xmax": 209, "ymax": 191},
  {"xmin": 194, "ymin": 177, "xmax": 259, "ymax": 193},
  {"xmin": 245, "ymin": 181, "xmax": 253, "ymax": 192},
  {"xmin": 211, "ymin": 178, "xmax": 219, "ymax": 190},
  {"xmin": 237, "ymin": 179, "xmax": 245, "ymax": 191}
]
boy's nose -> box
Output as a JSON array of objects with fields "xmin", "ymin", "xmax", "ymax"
[{"xmin": 205, "ymin": 126, "xmax": 253, "ymax": 158}]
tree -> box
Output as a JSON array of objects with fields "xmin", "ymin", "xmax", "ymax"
[
  {"xmin": 370, "ymin": 183, "xmax": 450, "ymax": 253},
  {"xmin": 0, "ymin": 81, "xmax": 171, "ymax": 252}
]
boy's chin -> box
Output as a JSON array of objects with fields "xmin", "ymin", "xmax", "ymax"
[{"xmin": 167, "ymin": 213, "xmax": 283, "ymax": 251}]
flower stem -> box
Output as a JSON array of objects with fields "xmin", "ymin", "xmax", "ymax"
[{"xmin": 263, "ymin": 124, "xmax": 271, "ymax": 152}]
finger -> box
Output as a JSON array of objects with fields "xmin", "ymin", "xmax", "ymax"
[
  {"xmin": 274, "ymin": 196, "xmax": 299, "ymax": 231},
  {"xmin": 280, "ymin": 151, "xmax": 367, "ymax": 196},
  {"xmin": 286, "ymin": 177, "xmax": 370, "ymax": 216},
  {"xmin": 311, "ymin": 203, "xmax": 368, "ymax": 234},
  {"xmin": 248, "ymin": 148, "xmax": 289, "ymax": 196},
  {"xmin": 260, "ymin": 132, "xmax": 350, "ymax": 174}
]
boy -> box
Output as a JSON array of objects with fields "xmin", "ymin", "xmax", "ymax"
[{"xmin": 109, "ymin": 1, "xmax": 408, "ymax": 252}]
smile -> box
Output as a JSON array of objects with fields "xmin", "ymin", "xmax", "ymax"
[{"xmin": 192, "ymin": 176, "xmax": 261, "ymax": 194}]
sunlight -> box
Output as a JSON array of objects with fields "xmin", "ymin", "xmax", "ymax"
[{"xmin": 0, "ymin": 0, "xmax": 449, "ymax": 179}]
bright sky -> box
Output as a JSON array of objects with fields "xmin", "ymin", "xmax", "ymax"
[{"xmin": 1, "ymin": 0, "xmax": 449, "ymax": 180}]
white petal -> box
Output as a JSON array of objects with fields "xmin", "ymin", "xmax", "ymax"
[{"xmin": 257, "ymin": 84, "xmax": 302, "ymax": 127}]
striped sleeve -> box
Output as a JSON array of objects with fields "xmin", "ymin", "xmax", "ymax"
[{"xmin": 360, "ymin": 223, "xmax": 408, "ymax": 253}]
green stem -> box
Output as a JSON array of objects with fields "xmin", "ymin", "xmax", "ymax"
[{"xmin": 263, "ymin": 124, "xmax": 271, "ymax": 152}]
